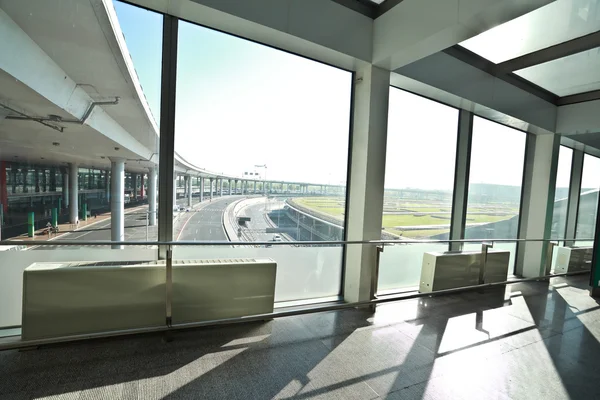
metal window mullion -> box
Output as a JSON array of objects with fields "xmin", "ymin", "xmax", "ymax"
[
  {"xmin": 158, "ymin": 15, "xmax": 178, "ymax": 258},
  {"xmin": 158, "ymin": 15, "xmax": 178, "ymax": 326},
  {"xmin": 565, "ymin": 149, "xmax": 584, "ymax": 246},
  {"xmin": 449, "ymin": 110, "xmax": 473, "ymax": 252}
]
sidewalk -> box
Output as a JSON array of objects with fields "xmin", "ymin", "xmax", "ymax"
[{"xmin": 10, "ymin": 205, "xmax": 147, "ymax": 242}]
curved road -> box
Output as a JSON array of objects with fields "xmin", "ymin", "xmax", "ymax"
[{"xmin": 177, "ymin": 196, "xmax": 238, "ymax": 241}]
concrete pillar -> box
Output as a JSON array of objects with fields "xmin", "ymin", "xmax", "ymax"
[
  {"xmin": 516, "ymin": 134, "xmax": 560, "ymax": 277},
  {"xmin": 187, "ymin": 175, "xmax": 192, "ymax": 207},
  {"xmin": 229, "ymin": 179, "xmax": 233, "ymax": 195},
  {"xmin": 344, "ymin": 65, "xmax": 390, "ymax": 303},
  {"xmin": 110, "ymin": 158, "xmax": 125, "ymax": 249},
  {"xmin": 199, "ymin": 177, "xmax": 204, "ymax": 202},
  {"xmin": 210, "ymin": 178, "xmax": 214, "ymax": 200},
  {"xmin": 148, "ymin": 167, "xmax": 157, "ymax": 226},
  {"xmin": 68, "ymin": 163, "xmax": 78, "ymax": 224},
  {"xmin": 219, "ymin": 178, "xmax": 224, "ymax": 196}
]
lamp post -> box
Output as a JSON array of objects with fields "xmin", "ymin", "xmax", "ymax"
[{"xmin": 254, "ymin": 164, "xmax": 267, "ymax": 196}]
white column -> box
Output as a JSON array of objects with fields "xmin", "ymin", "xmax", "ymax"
[
  {"xmin": 110, "ymin": 158, "xmax": 125, "ymax": 249},
  {"xmin": 229, "ymin": 179, "xmax": 233, "ymax": 195},
  {"xmin": 210, "ymin": 178, "xmax": 214, "ymax": 200},
  {"xmin": 68, "ymin": 163, "xmax": 78, "ymax": 224},
  {"xmin": 187, "ymin": 176, "xmax": 193, "ymax": 207},
  {"xmin": 219, "ymin": 178, "xmax": 224, "ymax": 196},
  {"xmin": 344, "ymin": 65, "xmax": 390, "ymax": 303},
  {"xmin": 148, "ymin": 167, "xmax": 157, "ymax": 226},
  {"xmin": 254, "ymin": 180, "xmax": 257, "ymax": 194},
  {"xmin": 199, "ymin": 177, "xmax": 204, "ymax": 202},
  {"xmin": 516, "ymin": 134, "xmax": 560, "ymax": 277}
]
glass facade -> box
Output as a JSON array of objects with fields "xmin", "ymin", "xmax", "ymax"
[
  {"xmin": 551, "ymin": 146, "xmax": 573, "ymax": 240},
  {"xmin": 1, "ymin": 0, "xmax": 599, "ymax": 341},
  {"xmin": 171, "ymin": 19, "xmax": 352, "ymax": 302},
  {"xmin": 466, "ymin": 117, "xmax": 526, "ymax": 240},
  {"xmin": 576, "ymin": 154, "xmax": 600, "ymax": 240},
  {"xmin": 378, "ymin": 88, "xmax": 459, "ymax": 293}
]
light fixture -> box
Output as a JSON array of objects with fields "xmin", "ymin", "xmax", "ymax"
[
  {"xmin": 52, "ymin": 142, "xmax": 60, "ymax": 146},
  {"xmin": 114, "ymin": 147, "xmax": 120, "ymax": 151}
]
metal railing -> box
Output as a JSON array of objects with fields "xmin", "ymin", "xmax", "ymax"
[{"xmin": 0, "ymin": 237, "xmax": 593, "ymax": 351}]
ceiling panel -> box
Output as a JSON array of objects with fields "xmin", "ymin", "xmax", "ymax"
[
  {"xmin": 460, "ymin": 0, "xmax": 600, "ymax": 63},
  {"xmin": 514, "ymin": 47, "xmax": 600, "ymax": 96}
]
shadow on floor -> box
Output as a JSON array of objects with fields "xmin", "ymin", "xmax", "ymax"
[{"xmin": 2, "ymin": 275, "xmax": 600, "ymax": 399}]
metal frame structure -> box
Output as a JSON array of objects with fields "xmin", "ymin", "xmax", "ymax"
[
  {"xmin": 444, "ymin": 40, "xmax": 600, "ymax": 107},
  {"xmin": 449, "ymin": 109, "xmax": 473, "ymax": 252}
]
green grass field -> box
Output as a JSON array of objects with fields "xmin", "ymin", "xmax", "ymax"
[{"xmin": 293, "ymin": 196, "xmax": 518, "ymax": 239}]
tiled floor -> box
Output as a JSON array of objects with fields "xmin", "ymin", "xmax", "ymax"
[{"xmin": 1, "ymin": 274, "xmax": 600, "ymax": 399}]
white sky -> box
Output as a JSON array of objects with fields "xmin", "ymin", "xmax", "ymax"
[
  {"xmin": 115, "ymin": 2, "xmax": 595, "ymax": 192},
  {"xmin": 469, "ymin": 117, "xmax": 526, "ymax": 186},
  {"xmin": 385, "ymin": 88, "xmax": 458, "ymax": 190},
  {"xmin": 582, "ymin": 153, "xmax": 600, "ymax": 190},
  {"xmin": 174, "ymin": 21, "xmax": 352, "ymax": 185}
]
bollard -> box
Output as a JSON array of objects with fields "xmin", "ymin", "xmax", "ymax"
[
  {"xmin": 51, "ymin": 208, "xmax": 58, "ymax": 227},
  {"xmin": 27, "ymin": 211, "xmax": 35, "ymax": 238}
]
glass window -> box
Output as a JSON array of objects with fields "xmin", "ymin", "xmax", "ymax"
[
  {"xmin": 576, "ymin": 154, "xmax": 600, "ymax": 240},
  {"xmin": 0, "ymin": 0, "xmax": 162, "ymax": 332},
  {"xmin": 460, "ymin": 0, "xmax": 600, "ymax": 64},
  {"xmin": 551, "ymin": 146, "xmax": 573, "ymax": 240},
  {"xmin": 377, "ymin": 88, "xmax": 459, "ymax": 293},
  {"xmin": 464, "ymin": 117, "xmax": 526, "ymax": 268},
  {"xmin": 173, "ymin": 20, "xmax": 352, "ymax": 302},
  {"xmin": 514, "ymin": 47, "xmax": 600, "ymax": 96}
]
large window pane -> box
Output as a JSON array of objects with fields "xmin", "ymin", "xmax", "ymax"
[
  {"xmin": 551, "ymin": 146, "xmax": 573, "ymax": 240},
  {"xmin": 576, "ymin": 154, "xmax": 600, "ymax": 240},
  {"xmin": 0, "ymin": 0, "xmax": 162, "ymax": 333},
  {"xmin": 173, "ymin": 20, "xmax": 352, "ymax": 302},
  {"xmin": 377, "ymin": 89, "xmax": 459, "ymax": 293},
  {"xmin": 466, "ymin": 117, "xmax": 526, "ymax": 241}
]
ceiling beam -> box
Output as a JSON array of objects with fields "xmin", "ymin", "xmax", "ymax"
[
  {"xmin": 496, "ymin": 30, "xmax": 600, "ymax": 74},
  {"xmin": 329, "ymin": 0, "xmax": 376, "ymax": 18},
  {"xmin": 558, "ymin": 89, "xmax": 600, "ymax": 106},
  {"xmin": 444, "ymin": 46, "xmax": 559, "ymax": 105}
]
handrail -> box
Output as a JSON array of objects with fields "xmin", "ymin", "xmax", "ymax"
[{"xmin": 0, "ymin": 238, "xmax": 593, "ymax": 247}]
